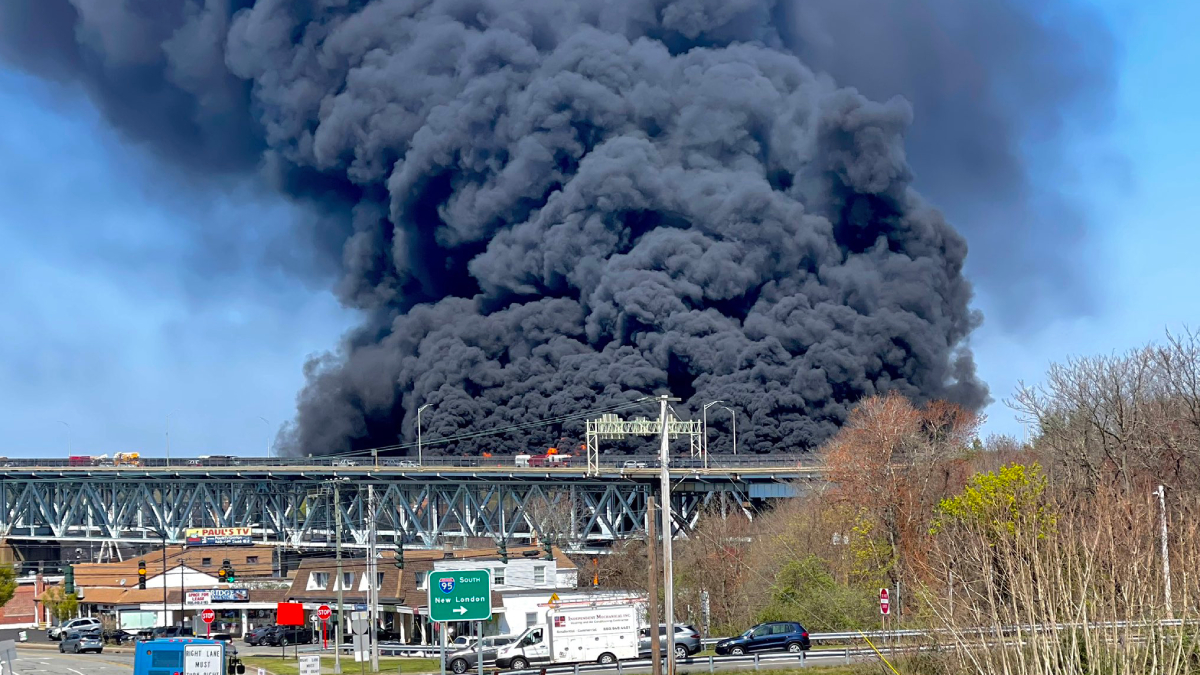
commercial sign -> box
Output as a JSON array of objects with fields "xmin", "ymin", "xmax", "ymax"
[
  {"xmin": 428, "ymin": 568, "xmax": 491, "ymax": 622},
  {"xmin": 185, "ymin": 527, "xmax": 253, "ymax": 546},
  {"xmin": 186, "ymin": 589, "xmax": 249, "ymax": 604}
]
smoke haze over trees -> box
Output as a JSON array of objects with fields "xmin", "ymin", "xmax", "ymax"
[{"xmin": 0, "ymin": 0, "xmax": 1115, "ymax": 456}]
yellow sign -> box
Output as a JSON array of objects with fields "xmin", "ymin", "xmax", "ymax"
[
  {"xmin": 185, "ymin": 527, "xmax": 253, "ymax": 546},
  {"xmin": 549, "ymin": 593, "xmax": 560, "ymax": 603}
]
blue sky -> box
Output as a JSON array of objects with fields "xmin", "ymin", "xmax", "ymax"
[{"xmin": 0, "ymin": 0, "xmax": 1196, "ymax": 457}]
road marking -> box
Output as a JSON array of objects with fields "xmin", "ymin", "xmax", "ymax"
[{"xmin": 66, "ymin": 668, "xmax": 86, "ymax": 675}]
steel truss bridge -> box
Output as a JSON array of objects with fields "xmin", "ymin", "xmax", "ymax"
[{"xmin": 0, "ymin": 457, "xmax": 819, "ymax": 553}]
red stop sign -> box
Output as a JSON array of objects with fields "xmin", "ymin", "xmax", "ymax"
[
  {"xmin": 879, "ymin": 588, "xmax": 891, "ymax": 615},
  {"xmin": 317, "ymin": 605, "xmax": 332, "ymax": 621},
  {"xmin": 201, "ymin": 608, "xmax": 216, "ymax": 624}
]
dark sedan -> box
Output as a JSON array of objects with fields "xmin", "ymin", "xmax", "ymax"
[{"xmin": 245, "ymin": 626, "xmax": 278, "ymax": 646}]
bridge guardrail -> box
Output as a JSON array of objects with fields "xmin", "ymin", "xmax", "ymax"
[{"xmin": 0, "ymin": 454, "xmax": 820, "ymax": 472}]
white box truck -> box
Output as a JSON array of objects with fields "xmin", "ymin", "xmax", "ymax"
[{"xmin": 495, "ymin": 605, "xmax": 639, "ymax": 669}]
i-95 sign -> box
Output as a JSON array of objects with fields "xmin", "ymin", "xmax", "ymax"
[{"xmin": 185, "ymin": 644, "xmax": 223, "ymax": 675}]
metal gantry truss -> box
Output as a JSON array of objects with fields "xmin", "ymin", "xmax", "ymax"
[{"xmin": 0, "ymin": 476, "xmax": 755, "ymax": 550}]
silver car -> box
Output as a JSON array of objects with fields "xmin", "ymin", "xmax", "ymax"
[
  {"xmin": 447, "ymin": 636, "xmax": 517, "ymax": 674},
  {"xmin": 49, "ymin": 617, "xmax": 101, "ymax": 641},
  {"xmin": 638, "ymin": 624, "xmax": 702, "ymax": 660},
  {"xmin": 60, "ymin": 630, "xmax": 103, "ymax": 654}
]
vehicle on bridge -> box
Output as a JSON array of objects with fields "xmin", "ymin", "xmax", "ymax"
[{"xmin": 133, "ymin": 638, "xmax": 245, "ymax": 675}]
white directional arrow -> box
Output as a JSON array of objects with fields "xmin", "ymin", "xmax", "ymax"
[{"xmin": 454, "ymin": 606, "xmax": 468, "ymax": 615}]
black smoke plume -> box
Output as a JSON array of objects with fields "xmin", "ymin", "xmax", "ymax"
[{"xmin": 0, "ymin": 0, "xmax": 1113, "ymax": 456}]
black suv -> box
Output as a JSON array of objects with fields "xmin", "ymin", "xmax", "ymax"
[
  {"xmin": 714, "ymin": 622, "xmax": 810, "ymax": 655},
  {"xmin": 264, "ymin": 625, "xmax": 314, "ymax": 646}
]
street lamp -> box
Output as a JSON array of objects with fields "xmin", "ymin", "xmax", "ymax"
[
  {"xmin": 701, "ymin": 401, "xmax": 723, "ymax": 468},
  {"xmin": 57, "ymin": 421, "xmax": 71, "ymax": 456},
  {"xmin": 721, "ymin": 406, "xmax": 737, "ymax": 455},
  {"xmin": 258, "ymin": 417, "xmax": 272, "ymax": 458},
  {"xmin": 417, "ymin": 404, "xmax": 432, "ymax": 466},
  {"xmin": 165, "ymin": 411, "xmax": 176, "ymax": 467}
]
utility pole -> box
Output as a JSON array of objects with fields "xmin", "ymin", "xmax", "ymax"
[
  {"xmin": 646, "ymin": 496, "xmax": 662, "ymax": 675},
  {"xmin": 657, "ymin": 395, "xmax": 677, "ymax": 675},
  {"xmin": 368, "ymin": 486, "xmax": 380, "ymax": 672},
  {"xmin": 334, "ymin": 483, "xmax": 344, "ymax": 674},
  {"xmin": 1157, "ymin": 484, "xmax": 1173, "ymax": 619}
]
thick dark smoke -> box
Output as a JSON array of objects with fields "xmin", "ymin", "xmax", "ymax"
[{"xmin": 0, "ymin": 0, "xmax": 1113, "ymax": 456}]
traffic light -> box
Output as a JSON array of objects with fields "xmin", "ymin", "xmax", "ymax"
[
  {"xmin": 394, "ymin": 545, "xmax": 405, "ymax": 570},
  {"xmin": 226, "ymin": 562, "xmax": 236, "ymax": 583},
  {"xmin": 218, "ymin": 559, "xmax": 229, "ymax": 583},
  {"xmin": 497, "ymin": 541, "xmax": 508, "ymax": 564},
  {"xmin": 64, "ymin": 564, "xmax": 74, "ymax": 595},
  {"xmin": 138, "ymin": 560, "xmax": 147, "ymax": 590},
  {"xmin": 543, "ymin": 538, "xmax": 554, "ymax": 561}
]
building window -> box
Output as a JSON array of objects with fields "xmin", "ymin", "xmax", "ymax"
[
  {"xmin": 201, "ymin": 558, "xmax": 212, "ymax": 566},
  {"xmin": 308, "ymin": 572, "xmax": 329, "ymax": 590},
  {"xmin": 357, "ymin": 572, "xmax": 385, "ymax": 591},
  {"xmin": 494, "ymin": 567, "xmax": 505, "ymax": 586},
  {"xmin": 525, "ymin": 612, "xmax": 537, "ymax": 628},
  {"xmin": 534, "ymin": 566, "xmax": 545, "ymax": 584},
  {"xmin": 336, "ymin": 572, "xmax": 354, "ymax": 590},
  {"xmin": 417, "ymin": 571, "xmax": 428, "ymax": 589},
  {"xmin": 247, "ymin": 556, "xmax": 259, "ymax": 564}
]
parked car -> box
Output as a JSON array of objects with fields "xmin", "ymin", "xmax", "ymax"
[
  {"xmin": 447, "ymin": 635, "xmax": 517, "ymax": 674},
  {"xmin": 245, "ymin": 625, "xmax": 278, "ymax": 646},
  {"xmin": 60, "ymin": 630, "xmax": 104, "ymax": 654},
  {"xmin": 101, "ymin": 628, "xmax": 135, "ymax": 644},
  {"xmin": 49, "ymin": 617, "xmax": 101, "ymax": 641},
  {"xmin": 638, "ymin": 624, "xmax": 702, "ymax": 659},
  {"xmin": 713, "ymin": 622, "xmax": 810, "ymax": 656},
  {"xmin": 149, "ymin": 626, "xmax": 195, "ymax": 639},
  {"xmin": 264, "ymin": 625, "xmax": 314, "ymax": 646}
]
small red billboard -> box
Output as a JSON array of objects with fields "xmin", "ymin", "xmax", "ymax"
[{"xmin": 277, "ymin": 602, "xmax": 305, "ymax": 626}]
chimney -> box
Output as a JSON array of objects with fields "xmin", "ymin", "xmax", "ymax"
[{"xmin": 443, "ymin": 541, "xmax": 454, "ymax": 559}]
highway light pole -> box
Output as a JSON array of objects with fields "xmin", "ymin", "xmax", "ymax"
[
  {"xmin": 258, "ymin": 417, "xmax": 272, "ymax": 458},
  {"xmin": 701, "ymin": 402, "xmax": 722, "ymax": 468},
  {"xmin": 57, "ymin": 421, "xmax": 71, "ymax": 456},
  {"xmin": 721, "ymin": 406, "xmax": 737, "ymax": 455},
  {"xmin": 165, "ymin": 411, "xmax": 176, "ymax": 467},
  {"xmin": 417, "ymin": 404, "xmax": 431, "ymax": 465},
  {"xmin": 334, "ymin": 482, "xmax": 345, "ymax": 674}
]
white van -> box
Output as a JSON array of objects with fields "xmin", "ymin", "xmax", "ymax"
[{"xmin": 495, "ymin": 605, "xmax": 638, "ymax": 669}]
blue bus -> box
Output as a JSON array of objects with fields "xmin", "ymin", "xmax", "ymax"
[{"xmin": 133, "ymin": 639, "xmax": 245, "ymax": 675}]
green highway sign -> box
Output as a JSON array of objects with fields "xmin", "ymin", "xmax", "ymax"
[{"xmin": 428, "ymin": 568, "xmax": 492, "ymax": 622}]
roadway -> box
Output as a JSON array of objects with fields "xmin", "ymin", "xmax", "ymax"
[{"xmin": 10, "ymin": 650, "xmax": 133, "ymax": 675}]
